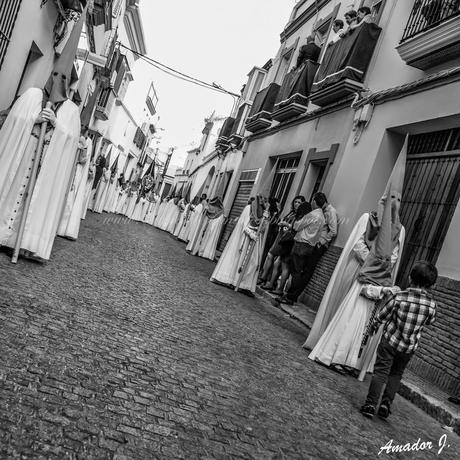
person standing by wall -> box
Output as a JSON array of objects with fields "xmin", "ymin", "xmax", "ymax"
[{"xmin": 276, "ymin": 197, "xmax": 325, "ymax": 305}]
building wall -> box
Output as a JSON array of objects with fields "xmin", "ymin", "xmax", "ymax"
[
  {"xmin": 329, "ymin": 80, "xmax": 460, "ymax": 273},
  {"xmin": 245, "ymin": 107, "xmax": 354, "ymax": 217},
  {"xmin": 0, "ymin": 1, "xmax": 58, "ymax": 110}
]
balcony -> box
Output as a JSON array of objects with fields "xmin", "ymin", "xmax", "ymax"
[
  {"xmin": 396, "ymin": 0, "xmax": 460, "ymax": 70},
  {"xmin": 94, "ymin": 104, "xmax": 110, "ymax": 121},
  {"xmin": 229, "ymin": 104, "xmax": 251, "ymax": 146},
  {"xmin": 94, "ymin": 86, "xmax": 115, "ymax": 120},
  {"xmin": 272, "ymin": 61, "xmax": 319, "ymax": 123},
  {"xmin": 245, "ymin": 83, "xmax": 280, "ymax": 132},
  {"xmin": 216, "ymin": 117, "xmax": 235, "ymax": 151},
  {"xmin": 310, "ymin": 22, "xmax": 382, "ymax": 107}
]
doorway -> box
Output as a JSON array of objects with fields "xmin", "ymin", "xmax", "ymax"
[{"xmin": 397, "ymin": 128, "xmax": 460, "ymax": 285}]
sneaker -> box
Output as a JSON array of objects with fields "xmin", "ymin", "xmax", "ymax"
[
  {"xmin": 378, "ymin": 402, "xmax": 391, "ymax": 419},
  {"xmin": 360, "ymin": 404, "xmax": 375, "ymax": 419}
]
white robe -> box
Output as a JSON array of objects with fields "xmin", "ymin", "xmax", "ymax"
[
  {"xmin": 103, "ymin": 178, "xmax": 119, "ymax": 213},
  {"xmin": 186, "ymin": 204, "xmax": 205, "ymax": 253},
  {"xmin": 125, "ymin": 193, "xmax": 138, "ymax": 219},
  {"xmin": 144, "ymin": 201, "xmax": 156, "ymax": 225},
  {"xmin": 166, "ymin": 204, "xmax": 180, "ymax": 234},
  {"xmin": 177, "ymin": 204, "xmax": 192, "ymax": 241},
  {"xmin": 198, "ymin": 214, "xmax": 225, "ymax": 260},
  {"xmin": 115, "ymin": 189, "xmax": 128, "ymax": 214},
  {"xmin": 173, "ymin": 210, "xmax": 185, "ymax": 237},
  {"xmin": 308, "ymin": 222, "xmax": 405, "ymax": 374},
  {"xmin": 0, "ymin": 88, "xmax": 80, "ymax": 260},
  {"xmin": 303, "ymin": 214, "xmax": 369, "ymax": 350},
  {"xmin": 93, "ymin": 169, "xmax": 110, "ymax": 213},
  {"xmin": 153, "ymin": 201, "xmax": 166, "ymax": 228},
  {"xmin": 57, "ymin": 140, "xmax": 91, "ymax": 240},
  {"xmin": 81, "ymin": 140, "xmax": 94, "ymax": 220},
  {"xmin": 211, "ymin": 205, "xmax": 250, "ymax": 286}
]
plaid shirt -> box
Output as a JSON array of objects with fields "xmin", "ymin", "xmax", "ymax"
[{"xmin": 372, "ymin": 288, "xmax": 436, "ymax": 353}]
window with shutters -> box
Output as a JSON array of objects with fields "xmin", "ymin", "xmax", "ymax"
[
  {"xmin": 397, "ymin": 127, "xmax": 460, "ymax": 285},
  {"xmin": 0, "ymin": 0, "xmax": 23, "ymax": 71},
  {"xmin": 270, "ymin": 157, "xmax": 301, "ymax": 209}
]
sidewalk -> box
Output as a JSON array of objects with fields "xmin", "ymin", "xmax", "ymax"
[{"xmin": 256, "ymin": 287, "xmax": 460, "ymax": 436}]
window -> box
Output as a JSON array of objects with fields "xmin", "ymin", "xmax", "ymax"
[
  {"xmin": 308, "ymin": 160, "xmax": 328, "ymax": 201},
  {"xmin": 397, "ymin": 128, "xmax": 460, "ymax": 285},
  {"xmin": 274, "ymin": 46, "xmax": 295, "ymax": 85},
  {"xmin": 0, "ymin": 0, "xmax": 23, "ymax": 71},
  {"xmin": 314, "ymin": 18, "xmax": 332, "ymax": 48},
  {"xmin": 270, "ymin": 157, "xmax": 301, "ymax": 209},
  {"xmin": 248, "ymin": 71, "xmax": 265, "ymax": 102}
]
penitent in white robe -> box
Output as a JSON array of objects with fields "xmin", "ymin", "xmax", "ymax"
[
  {"xmin": 177, "ymin": 204, "xmax": 192, "ymax": 241},
  {"xmin": 93, "ymin": 169, "xmax": 110, "ymax": 213},
  {"xmin": 166, "ymin": 204, "xmax": 180, "ymax": 234},
  {"xmin": 186, "ymin": 204, "xmax": 205, "ymax": 253},
  {"xmin": 308, "ymin": 221, "xmax": 405, "ymax": 374},
  {"xmin": 81, "ymin": 139, "xmax": 94, "ymax": 220},
  {"xmin": 115, "ymin": 189, "xmax": 128, "ymax": 214},
  {"xmin": 103, "ymin": 178, "xmax": 119, "ymax": 213},
  {"xmin": 0, "ymin": 88, "xmax": 80, "ymax": 260},
  {"xmin": 198, "ymin": 214, "xmax": 225, "ymax": 260},
  {"xmin": 125, "ymin": 193, "xmax": 138, "ymax": 219},
  {"xmin": 57, "ymin": 140, "xmax": 91, "ymax": 240},
  {"xmin": 211, "ymin": 205, "xmax": 250, "ymax": 286},
  {"xmin": 303, "ymin": 214, "xmax": 369, "ymax": 351}
]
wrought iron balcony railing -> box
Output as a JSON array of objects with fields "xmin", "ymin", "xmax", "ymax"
[{"xmin": 401, "ymin": 0, "xmax": 460, "ymax": 42}]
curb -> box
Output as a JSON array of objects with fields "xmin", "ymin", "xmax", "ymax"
[{"xmin": 256, "ymin": 287, "xmax": 460, "ymax": 436}]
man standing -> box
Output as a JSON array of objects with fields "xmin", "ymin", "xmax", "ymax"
[
  {"xmin": 295, "ymin": 35, "xmax": 321, "ymax": 68},
  {"xmin": 304, "ymin": 192, "xmax": 338, "ymax": 285},
  {"xmin": 277, "ymin": 195, "xmax": 325, "ymax": 305}
]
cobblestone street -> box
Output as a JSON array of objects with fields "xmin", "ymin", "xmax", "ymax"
[{"xmin": 0, "ymin": 213, "xmax": 458, "ymax": 459}]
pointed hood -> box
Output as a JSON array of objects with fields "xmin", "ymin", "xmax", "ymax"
[
  {"xmin": 169, "ymin": 183, "xmax": 177, "ymax": 198},
  {"xmin": 358, "ymin": 136, "xmax": 407, "ymax": 286},
  {"xmin": 44, "ymin": 11, "xmax": 85, "ymax": 104},
  {"xmin": 111, "ymin": 154, "xmax": 119, "ymax": 174},
  {"xmin": 184, "ymin": 183, "xmax": 192, "ymax": 203},
  {"xmin": 213, "ymin": 169, "xmax": 227, "ymax": 200},
  {"xmin": 257, "ymin": 159, "xmax": 278, "ymax": 200},
  {"xmin": 143, "ymin": 160, "xmax": 155, "ymax": 178},
  {"xmin": 104, "ymin": 146, "xmax": 112, "ymax": 169}
]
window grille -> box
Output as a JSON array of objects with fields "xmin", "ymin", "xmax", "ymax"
[{"xmin": 0, "ymin": 0, "xmax": 23, "ymax": 71}]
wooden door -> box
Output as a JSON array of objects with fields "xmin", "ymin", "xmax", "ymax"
[{"xmin": 397, "ymin": 129, "xmax": 460, "ymax": 285}]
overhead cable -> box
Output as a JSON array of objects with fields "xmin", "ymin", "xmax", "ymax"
[{"xmin": 117, "ymin": 42, "xmax": 240, "ymax": 99}]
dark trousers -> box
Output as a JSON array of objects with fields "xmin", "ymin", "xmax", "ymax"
[
  {"xmin": 286, "ymin": 243, "xmax": 326, "ymax": 302},
  {"xmin": 286, "ymin": 241, "xmax": 315, "ymax": 302},
  {"xmin": 365, "ymin": 338, "xmax": 413, "ymax": 407}
]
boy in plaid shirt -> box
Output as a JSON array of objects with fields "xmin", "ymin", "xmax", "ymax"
[{"xmin": 360, "ymin": 261, "xmax": 438, "ymax": 419}]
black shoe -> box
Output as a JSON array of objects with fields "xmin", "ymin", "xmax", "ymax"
[
  {"xmin": 378, "ymin": 402, "xmax": 391, "ymax": 419},
  {"xmin": 360, "ymin": 404, "xmax": 375, "ymax": 419},
  {"xmin": 277, "ymin": 295, "xmax": 294, "ymax": 305}
]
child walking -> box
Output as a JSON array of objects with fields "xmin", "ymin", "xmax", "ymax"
[{"xmin": 360, "ymin": 260, "xmax": 438, "ymax": 419}]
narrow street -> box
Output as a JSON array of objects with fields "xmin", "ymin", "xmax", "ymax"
[{"xmin": 0, "ymin": 213, "xmax": 458, "ymax": 460}]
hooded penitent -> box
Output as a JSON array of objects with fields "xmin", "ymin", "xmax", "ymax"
[
  {"xmin": 357, "ymin": 137, "xmax": 407, "ymax": 287},
  {"xmin": 249, "ymin": 195, "xmax": 266, "ymax": 228},
  {"xmin": 206, "ymin": 197, "xmax": 224, "ymax": 220},
  {"xmin": 44, "ymin": 10, "xmax": 85, "ymax": 105},
  {"xmin": 111, "ymin": 154, "xmax": 119, "ymax": 177}
]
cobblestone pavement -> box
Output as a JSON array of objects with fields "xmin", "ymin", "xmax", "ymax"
[{"xmin": 0, "ymin": 212, "xmax": 459, "ymax": 460}]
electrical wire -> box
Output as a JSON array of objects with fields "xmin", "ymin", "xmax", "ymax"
[{"xmin": 117, "ymin": 42, "xmax": 240, "ymax": 99}]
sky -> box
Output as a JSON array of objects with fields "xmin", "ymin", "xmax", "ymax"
[{"xmin": 123, "ymin": 0, "xmax": 296, "ymax": 168}]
